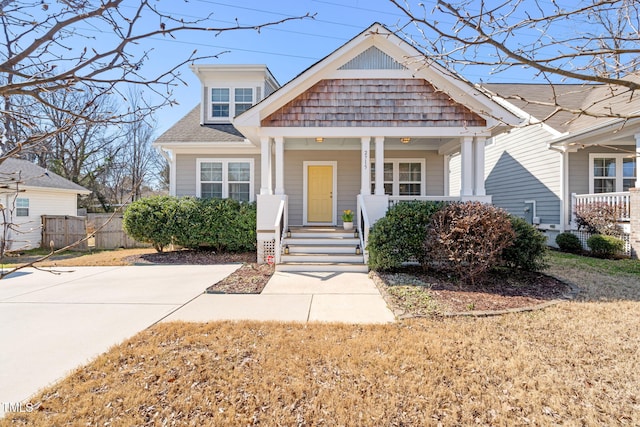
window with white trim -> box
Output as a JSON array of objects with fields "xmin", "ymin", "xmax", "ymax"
[
  {"xmin": 197, "ymin": 159, "xmax": 254, "ymax": 202},
  {"xmin": 16, "ymin": 197, "xmax": 29, "ymax": 217},
  {"xmin": 210, "ymin": 87, "xmax": 253, "ymax": 120},
  {"xmin": 590, "ymin": 154, "xmax": 636, "ymax": 193},
  {"xmin": 371, "ymin": 159, "xmax": 425, "ymax": 196}
]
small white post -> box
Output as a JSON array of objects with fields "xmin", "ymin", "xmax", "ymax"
[
  {"xmin": 361, "ymin": 137, "xmax": 371, "ymax": 195},
  {"xmin": 274, "ymin": 136, "xmax": 285, "ymax": 195},
  {"xmin": 635, "ymin": 133, "xmax": 640, "ymax": 185},
  {"xmin": 374, "ymin": 136, "xmax": 385, "ymax": 196}
]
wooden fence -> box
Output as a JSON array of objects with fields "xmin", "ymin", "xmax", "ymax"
[
  {"xmin": 88, "ymin": 214, "xmax": 148, "ymax": 249},
  {"xmin": 41, "ymin": 215, "xmax": 88, "ymax": 251}
]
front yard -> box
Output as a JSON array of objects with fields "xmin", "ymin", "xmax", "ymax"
[{"xmin": 1, "ymin": 252, "xmax": 638, "ymax": 425}]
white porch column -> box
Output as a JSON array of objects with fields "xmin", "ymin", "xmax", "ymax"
[
  {"xmin": 635, "ymin": 133, "xmax": 640, "ymax": 184},
  {"xmin": 460, "ymin": 136, "xmax": 473, "ymax": 196},
  {"xmin": 361, "ymin": 137, "xmax": 371, "ymax": 195},
  {"xmin": 260, "ymin": 136, "xmax": 272, "ymax": 195},
  {"xmin": 374, "ymin": 136, "xmax": 385, "ymax": 195},
  {"xmin": 274, "ymin": 136, "xmax": 285, "ymax": 195},
  {"xmin": 474, "ymin": 136, "xmax": 486, "ymax": 196}
]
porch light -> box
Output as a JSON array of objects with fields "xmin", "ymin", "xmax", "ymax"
[
  {"xmin": 284, "ymin": 245, "xmax": 290, "ymax": 254},
  {"xmin": 356, "ymin": 244, "xmax": 361, "ymax": 255},
  {"xmin": 400, "ymin": 137, "xmax": 411, "ymax": 144},
  {"xmin": 315, "ymin": 137, "xmax": 324, "ymax": 143}
]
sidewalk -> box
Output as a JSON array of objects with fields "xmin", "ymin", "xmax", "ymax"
[{"xmin": 163, "ymin": 271, "xmax": 396, "ymax": 324}]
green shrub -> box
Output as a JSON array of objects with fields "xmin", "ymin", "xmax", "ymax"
[
  {"xmin": 124, "ymin": 196, "xmax": 257, "ymax": 253},
  {"xmin": 587, "ymin": 234, "xmax": 624, "ymax": 258},
  {"xmin": 367, "ymin": 201, "xmax": 444, "ymax": 270},
  {"xmin": 123, "ymin": 195, "xmax": 180, "ymax": 252},
  {"xmin": 555, "ymin": 232, "xmax": 583, "ymax": 254},
  {"xmin": 423, "ymin": 201, "xmax": 515, "ymax": 285},
  {"xmin": 501, "ymin": 216, "xmax": 548, "ymax": 271}
]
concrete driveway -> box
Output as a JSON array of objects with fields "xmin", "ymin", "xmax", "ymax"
[{"xmin": 0, "ymin": 265, "xmax": 239, "ymax": 416}]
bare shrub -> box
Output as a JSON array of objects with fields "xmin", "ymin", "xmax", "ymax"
[
  {"xmin": 423, "ymin": 202, "xmax": 515, "ymax": 285},
  {"xmin": 575, "ymin": 202, "xmax": 623, "ymax": 236}
]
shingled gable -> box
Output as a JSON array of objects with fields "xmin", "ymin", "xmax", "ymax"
[{"xmin": 234, "ymin": 22, "xmax": 522, "ymax": 141}]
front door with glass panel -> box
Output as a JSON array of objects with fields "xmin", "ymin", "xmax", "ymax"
[{"xmin": 307, "ymin": 165, "xmax": 334, "ymax": 223}]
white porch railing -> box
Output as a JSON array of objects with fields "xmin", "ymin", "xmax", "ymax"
[
  {"xmin": 273, "ymin": 197, "xmax": 287, "ymax": 264},
  {"xmin": 388, "ymin": 195, "xmax": 460, "ymax": 208},
  {"xmin": 571, "ymin": 192, "xmax": 631, "ymax": 223},
  {"xmin": 356, "ymin": 195, "xmax": 371, "ymax": 264}
]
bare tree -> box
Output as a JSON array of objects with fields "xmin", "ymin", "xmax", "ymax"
[
  {"xmin": 390, "ymin": 0, "xmax": 640, "ymax": 121},
  {"xmin": 0, "ymin": 0, "xmax": 312, "ymax": 162},
  {"xmin": 0, "ymin": 0, "xmax": 312, "ymax": 276}
]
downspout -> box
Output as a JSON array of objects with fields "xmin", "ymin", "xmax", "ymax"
[{"xmin": 549, "ymin": 144, "xmax": 568, "ymax": 232}]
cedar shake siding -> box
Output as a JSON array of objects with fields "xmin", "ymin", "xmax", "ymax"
[{"xmin": 261, "ymin": 79, "xmax": 486, "ymax": 128}]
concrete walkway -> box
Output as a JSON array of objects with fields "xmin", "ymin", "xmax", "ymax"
[{"xmin": 164, "ymin": 271, "xmax": 396, "ymax": 324}]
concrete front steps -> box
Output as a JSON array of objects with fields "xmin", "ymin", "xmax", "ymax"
[{"xmin": 277, "ymin": 227, "xmax": 368, "ymax": 273}]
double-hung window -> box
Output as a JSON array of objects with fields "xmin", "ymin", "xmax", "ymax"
[
  {"xmin": 590, "ymin": 154, "xmax": 636, "ymax": 193},
  {"xmin": 371, "ymin": 159, "xmax": 425, "ymax": 196},
  {"xmin": 16, "ymin": 198, "xmax": 29, "ymax": 217},
  {"xmin": 210, "ymin": 87, "xmax": 253, "ymax": 120},
  {"xmin": 197, "ymin": 159, "xmax": 254, "ymax": 202},
  {"xmin": 211, "ymin": 88, "xmax": 230, "ymax": 118}
]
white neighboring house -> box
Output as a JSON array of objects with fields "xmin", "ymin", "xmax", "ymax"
[{"xmin": 0, "ymin": 158, "xmax": 91, "ymax": 251}]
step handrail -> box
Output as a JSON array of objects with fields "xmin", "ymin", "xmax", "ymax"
[
  {"xmin": 356, "ymin": 194, "xmax": 370, "ymax": 263},
  {"xmin": 273, "ymin": 196, "xmax": 287, "ymax": 264}
]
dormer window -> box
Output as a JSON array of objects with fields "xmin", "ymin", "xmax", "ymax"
[{"xmin": 210, "ymin": 87, "xmax": 254, "ymax": 120}]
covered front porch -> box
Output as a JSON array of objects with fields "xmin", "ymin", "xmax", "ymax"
[{"xmin": 255, "ymin": 133, "xmax": 492, "ymax": 267}]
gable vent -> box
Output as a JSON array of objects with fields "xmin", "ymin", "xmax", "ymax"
[{"xmin": 338, "ymin": 46, "xmax": 407, "ymax": 70}]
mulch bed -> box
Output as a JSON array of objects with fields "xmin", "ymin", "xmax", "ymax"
[
  {"xmin": 124, "ymin": 250, "xmax": 274, "ymax": 294},
  {"xmin": 373, "ymin": 266, "xmax": 574, "ymax": 316}
]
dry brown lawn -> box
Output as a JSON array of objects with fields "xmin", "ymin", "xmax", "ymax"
[{"xmin": 2, "ymin": 253, "xmax": 639, "ymax": 426}]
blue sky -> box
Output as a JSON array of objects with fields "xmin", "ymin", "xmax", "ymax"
[{"xmin": 117, "ymin": 0, "xmax": 573, "ymax": 134}]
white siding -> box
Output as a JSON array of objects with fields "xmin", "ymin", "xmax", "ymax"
[
  {"xmin": 484, "ymin": 124, "xmax": 562, "ymax": 224},
  {"xmin": 175, "ymin": 153, "xmax": 262, "ymax": 198},
  {"xmin": 2, "ymin": 189, "xmax": 79, "ymax": 251}
]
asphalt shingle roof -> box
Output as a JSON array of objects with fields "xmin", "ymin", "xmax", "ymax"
[
  {"xmin": 0, "ymin": 158, "xmax": 90, "ymax": 193},
  {"xmin": 154, "ymin": 105, "xmax": 245, "ymax": 144}
]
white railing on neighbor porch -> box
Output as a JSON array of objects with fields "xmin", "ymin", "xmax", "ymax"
[
  {"xmin": 571, "ymin": 192, "xmax": 631, "ymax": 222},
  {"xmin": 273, "ymin": 197, "xmax": 287, "ymax": 264},
  {"xmin": 388, "ymin": 195, "xmax": 460, "ymax": 208},
  {"xmin": 356, "ymin": 195, "xmax": 371, "ymax": 263}
]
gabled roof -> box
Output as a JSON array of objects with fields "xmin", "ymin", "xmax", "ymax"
[
  {"xmin": 154, "ymin": 105, "xmax": 245, "ymax": 144},
  {"xmin": 234, "ymin": 22, "xmax": 523, "ymax": 141},
  {"xmin": 0, "ymin": 158, "xmax": 90, "ymax": 194}
]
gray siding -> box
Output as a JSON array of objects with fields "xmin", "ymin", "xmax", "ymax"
[
  {"xmin": 284, "ymin": 151, "xmax": 360, "ymax": 226},
  {"xmin": 380, "ymin": 150, "xmax": 445, "ymax": 195},
  {"xmin": 485, "ymin": 124, "xmax": 562, "ymax": 224},
  {"xmin": 568, "ymin": 145, "xmax": 632, "ymax": 195},
  {"xmin": 175, "ymin": 153, "xmax": 261, "ymax": 198}
]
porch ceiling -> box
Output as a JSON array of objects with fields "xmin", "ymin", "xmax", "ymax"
[{"xmin": 282, "ymin": 136, "xmax": 459, "ymax": 150}]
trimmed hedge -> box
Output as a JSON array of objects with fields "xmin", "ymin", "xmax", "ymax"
[
  {"xmin": 587, "ymin": 234, "xmax": 624, "ymax": 258},
  {"xmin": 367, "ymin": 201, "xmax": 444, "ymax": 270},
  {"xmin": 502, "ymin": 216, "xmax": 548, "ymax": 271},
  {"xmin": 124, "ymin": 196, "xmax": 256, "ymax": 253},
  {"xmin": 555, "ymin": 232, "xmax": 583, "ymax": 254}
]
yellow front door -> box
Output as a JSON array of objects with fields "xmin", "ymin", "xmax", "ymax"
[{"xmin": 307, "ymin": 165, "xmax": 333, "ymax": 223}]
